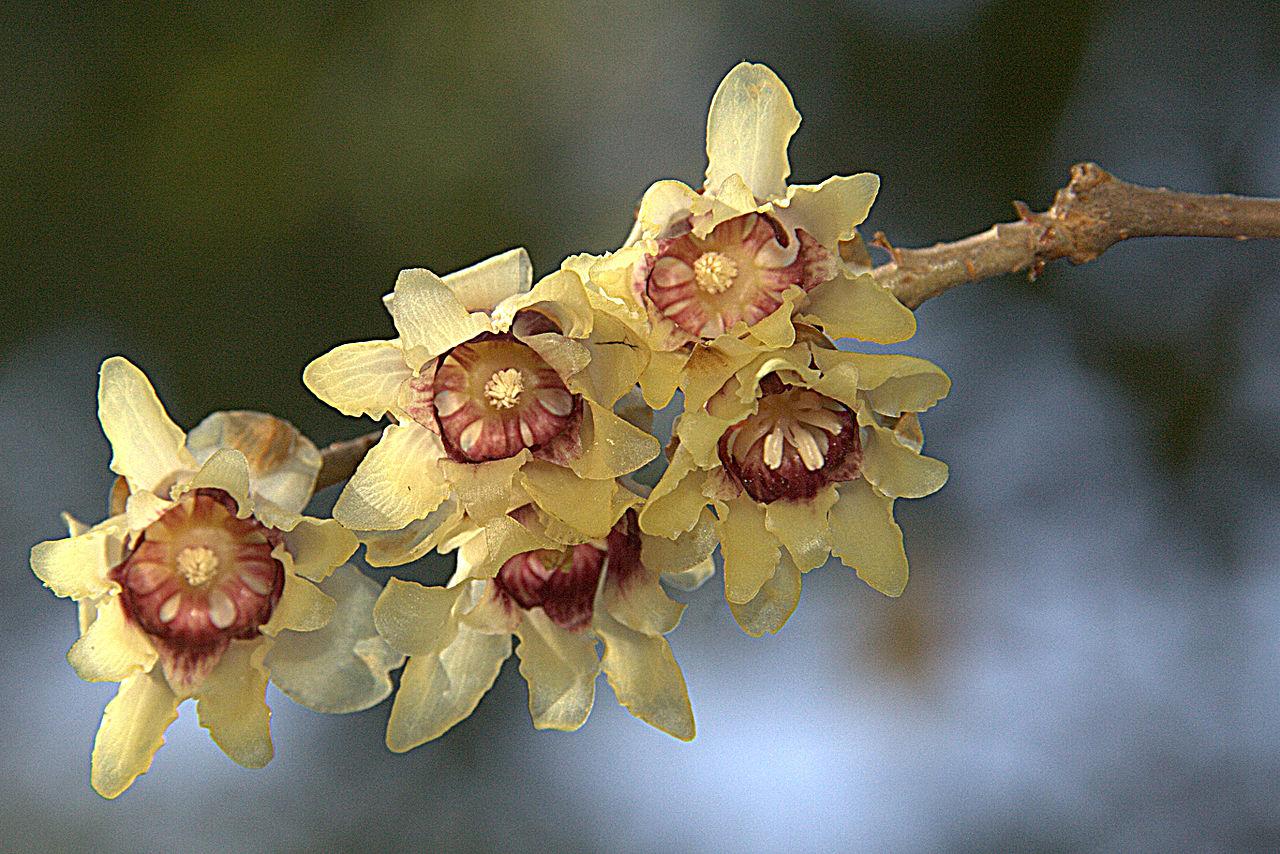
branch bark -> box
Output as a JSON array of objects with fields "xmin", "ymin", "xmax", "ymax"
[
  {"xmin": 316, "ymin": 163, "xmax": 1280, "ymax": 485},
  {"xmin": 874, "ymin": 162, "xmax": 1280, "ymax": 309}
]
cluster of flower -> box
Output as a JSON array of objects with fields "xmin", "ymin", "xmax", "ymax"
[{"xmin": 30, "ymin": 63, "xmax": 949, "ymax": 798}]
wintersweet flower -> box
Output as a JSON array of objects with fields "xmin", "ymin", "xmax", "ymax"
[
  {"xmin": 371, "ymin": 493, "xmax": 717, "ymax": 750},
  {"xmin": 304, "ymin": 248, "xmax": 660, "ymax": 565},
  {"xmin": 29, "ymin": 358, "xmax": 403, "ymax": 798},
  {"xmin": 579, "ymin": 62, "xmax": 916, "ymax": 408},
  {"xmin": 638, "ymin": 334, "xmax": 950, "ymax": 635}
]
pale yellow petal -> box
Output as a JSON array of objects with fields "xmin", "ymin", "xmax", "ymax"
[
  {"xmin": 571, "ymin": 314, "xmax": 648, "ymax": 407},
  {"xmin": 262, "ymin": 571, "xmax": 335, "ymax": 635},
  {"xmin": 745, "ymin": 298, "xmax": 798, "ymax": 349},
  {"xmin": 514, "ymin": 609, "xmax": 599, "ymax": 731},
  {"xmin": 637, "ymin": 449, "xmax": 709, "ymax": 539},
  {"xmin": 90, "ymin": 667, "xmax": 180, "ymax": 799},
  {"xmin": 385, "ymin": 621, "xmax": 511, "ymax": 752},
  {"xmin": 373, "ymin": 578, "xmax": 467, "ymax": 656},
  {"xmin": 519, "ymin": 331, "xmax": 592, "ymax": 380},
  {"xmin": 98, "ymin": 356, "xmax": 195, "ymax": 494},
  {"xmin": 265, "ymin": 565, "xmax": 406, "ymax": 714},
  {"xmin": 569, "ymin": 401, "xmax": 660, "ymax": 481},
  {"xmin": 461, "ymin": 514, "xmax": 557, "ymax": 578},
  {"xmin": 282, "ymin": 516, "xmax": 358, "ymax": 582},
  {"xmin": 763, "ymin": 484, "xmax": 839, "ymax": 572},
  {"xmin": 634, "ymin": 179, "xmax": 702, "ymax": 241},
  {"xmin": 389, "ymin": 267, "xmax": 493, "ymax": 370},
  {"xmin": 302, "ymin": 340, "xmax": 411, "ymax": 421},
  {"xmin": 195, "ymin": 640, "xmax": 272, "ymax": 768},
  {"xmin": 716, "ymin": 496, "xmax": 782, "ymax": 604},
  {"xmin": 495, "ymin": 268, "xmax": 593, "ymax": 338},
  {"xmin": 180, "ymin": 448, "xmax": 252, "ymax": 518},
  {"xmin": 124, "ymin": 489, "xmax": 171, "ymax": 533},
  {"xmin": 603, "ymin": 567, "xmax": 685, "ymax": 637},
  {"xmin": 705, "ymin": 62, "xmax": 801, "ymax": 201},
  {"xmin": 594, "ymin": 595, "xmax": 694, "ymax": 741},
  {"xmin": 860, "ymin": 424, "xmax": 949, "ymax": 499},
  {"xmin": 333, "ymin": 422, "xmax": 448, "ymax": 531},
  {"xmin": 520, "ymin": 461, "xmax": 624, "ymax": 539},
  {"xmin": 779, "ymin": 173, "xmax": 880, "ymax": 246},
  {"xmin": 811, "ymin": 349, "xmax": 950, "ymax": 413},
  {"xmin": 31, "ymin": 527, "xmax": 121, "ymax": 601},
  {"xmin": 68, "ymin": 598, "xmax": 157, "ymax": 682},
  {"xmin": 798, "ymin": 271, "xmax": 916, "ymax": 345},
  {"xmin": 442, "ymin": 247, "xmax": 531, "ymax": 312},
  {"xmin": 729, "ymin": 553, "xmax": 801, "ymax": 637},
  {"xmin": 829, "ymin": 479, "xmax": 908, "ymax": 596},
  {"xmin": 663, "ymin": 555, "xmax": 716, "ymax": 592},
  {"xmin": 438, "ymin": 450, "xmax": 530, "ymax": 522},
  {"xmin": 359, "ymin": 499, "xmax": 466, "ymax": 568},
  {"xmin": 639, "ymin": 508, "xmax": 719, "ymax": 576},
  {"xmin": 638, "ymin": 349, "xmax": 692, "ymax": 409}
]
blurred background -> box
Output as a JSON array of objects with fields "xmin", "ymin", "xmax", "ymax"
[{"xmin": 5, "ymin": 1, "xmax": 1280, "ymax": 850}]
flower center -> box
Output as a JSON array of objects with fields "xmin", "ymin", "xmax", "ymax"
[
  {"xmin": 718, "ymin": 384, "xmax": 862, "ymax": 503},
  {"xmin": 483, "ymin": 368, "xmax": 525, "ymax": 409},
  {"xmin": 175, "ymin": 545, "xmax": 219, "ymax": 587},
  {"xmin": 692, "ymin": 251, "xmax": 738, "ymax": 294}
]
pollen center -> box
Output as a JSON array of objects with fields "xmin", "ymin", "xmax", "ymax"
[
  {"xmin": 175, "ymin": 545, "xmax": 219, "ymax": 587},
  {"xmin": 692, "ymin": 251, "xmax": 738, "ymax": 294},
  {"xmin": 483, "ymin": 368, "xmax": 525, "ymax": 409}
]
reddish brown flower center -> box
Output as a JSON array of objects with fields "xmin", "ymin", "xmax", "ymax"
[
  {"xmin": 717, "ymin": 382, "xmax": 862, "ymax": 503},
  {"xmin": 492, "ymin": 510, "xmax": 643, "ymax": 632},
  {"xmin": 642, "ymin": 212, "xmax": 836, "ymax": 339},
  {"xmin": 111, "ymin": 488, "xmax": 284, "ymax": 687},
  {"xmin": 430, "ymin": 335, "xmax": 582, "ymax": 463}
]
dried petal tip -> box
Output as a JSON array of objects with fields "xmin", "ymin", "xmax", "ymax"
[
  {"xmin": 111, "ymin": 488, "xmax": 284, "ymax": 687},
  {"xmin": 718, "ymin": 380, "xmax": 861, "ymax": 503}
]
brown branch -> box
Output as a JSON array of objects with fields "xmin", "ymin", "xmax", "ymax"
[
  {"xmin": 314, "ymin": 163, "xmax": 1280, "ymax": 489},
  {"xmin": 874, "ymin": 162, "xmax": 1280, "ymax": 309},
  {"xmin": 314, "ymin": 430, "xmax": 381, "ymax": 492}
]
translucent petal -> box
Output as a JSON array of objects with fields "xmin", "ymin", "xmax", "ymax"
[
  {"xmin": 265, "ymin": 565, "xmax": 405, "ymax": 714},
  {"xmin": 637, "ymin": 448, "xmax": 708, "ymax": 539},
  {"xmin": 569, "ymin": 401, "xmax": 661, "ymax": 481},
  {"xmin": 302, "ymin": 339, "xmax": 411, "ymax": 422},
  {"xmin": 829, "ymin": 479, "xmax": 908, "ymax": 596},
  {"xmin": 594, "ymin": 593, "xmax": 694, "ymax": 741},
  {"xmin": 124, "ymin": 489, "xmax": 171, "ymax": 533},
  {"xmin": 520, "ymin": 461, "xmax": 631, "ymax": 539},
  {"xmin": 519, "ymin": 331, "xmax": 592, "ymax": 380},
  {"xmin": 811, "ymin": 349, "xmax": 950, "ymax": 413},
  {"xmin": 188, "ymin": 411, "xmax": 322, "ymax": 514},
  {"xmin": 68, "ymin": 598, "xmax": 157, "ymax": 682},
  {"xmin": 495, "ymin": 268, "xmax": 593, "ymax": 338},
  {"xmin": 639, "ymin": 508, "xmax": 719, "ymax": 576},
  {"xmin": 464, "ymin": 514, "xmax": 557, "ymax": 578},
  {"xmin": 97, "ymin": 356, "xmax": 195, "ymax": 494},
  {"xmin": 438, "ymin": 450, "xmax": 530, "ymax": 523},
  {"xmin": 638, "ymin": 349, "xmax": 692, "ymax": 409},
  {"xmin": 705, "ymin": 62, "xmax": 801, "ymax": 201},
  {"xmin": 31, "ymin": 526, "xmax": 121, "ymax": 601},
  {"xmin": 716, "ymin": 496, "xmax": 782, "ymax": 604},
  {"xmin": 728, "ymin": 552, "xmax": 801, "ymax": 636},
  {"xmin": 360, "ymin": 499, "xmax": 466, "ymax": 568},
  {"xmin": 389, "ymin": 267, "xmax": 493, "ymax": 370},
  {"xmin": 282, "ymin": 516, "xmax": 358, "ymax": 582},
  {"xmin": 860, "ymin": 424, "xmax": 949, "ymax": 499},
  {"xmin": 663, "ymin": 555, "xmax": 716, "ymax": 592},
  {"xmin": 763, "ymin": 484, "xmax": 839, "ymax": 572},
  {"xmin": 333, "ymin": 422, "xmax": 448, "ymax": 531},
  {"xmin": 514, "ymin": 609, "xmax": 598, "ymax": 731},
  {"xmin": 779, "ymin": 173, "xmax": 880, "ymax": 247},
  {"xmin": 571, "ymin": 314, "xmax": 648, "ymax": 407},
  {"xmin": 90, "ymin": 667, "xmax": 180, "ymax": 799},
  {"xmin": 373, "ymin": 578, "xmax": 466, "ymax": 657},
  {"xmin": 262, "ymin": 571, "xmax": 335, "ymax": 635},
  {"xmin": 195, "ymin": 640, "xmax": 272, "ymax": 768},
  {"xmin": 180, "ymin": 448, "xmax": 253, "ymax": 518},
  {"xmin": 799, "ymin": 271, "xmax": 916, "ymax": 345},
  {"xmin": 604, "ymin": 562, "xmax": 685, "ymax": 636},
  {"xmin": 634, "ymin": 179, "xmax": 701, "ymax": 241},
  {"xmin": 385, "ymin": 620, "xmax": 511, "ymax": 752},
  {"xmin": 745, "ymin": 298, "xmax": 799, "ymax": 350},
  {"xmin": 442, "ymin": 247, "xmax": 531, "ymax": 312}
]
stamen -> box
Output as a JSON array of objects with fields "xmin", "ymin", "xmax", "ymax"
[
  {"xmin": 175, "ymin": 545, "xmax": 219, "ymax": 587},
  {"xmin": 484, "ymin": 368, "xmax": 525, "ymax": 409},
  {"xmin": 693, "ymin": 251, "xmax": 738, "ymax": 294}
]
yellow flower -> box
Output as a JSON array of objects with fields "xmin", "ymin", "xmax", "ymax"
[
  {"xmin": 638, "ymin": 334, "xmax": 950, "ymax": 635},
  {"xmin": 305, "ymin": 248, "xmax": 660, "ymax": 565},
  {"xmin": 371, "ymin": 491, "xmax": 717, "ymax": 750},
  {"xmin": 29, "ymin": 358, "xmax": 403, "ymax": 798},
  {"xmin": 575, "ymin": 62, "xmax": 916, "ymax": 408}
]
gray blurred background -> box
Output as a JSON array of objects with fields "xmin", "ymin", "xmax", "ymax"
[{"xmin": 5, "ymin": 1, "xmax": 1280, "ymax": 851}]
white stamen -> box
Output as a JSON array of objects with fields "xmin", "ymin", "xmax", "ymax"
[
  {"xmin": 692, "ymin": 251, "xmax": 738, "ymax": 294},
  {"xmin": 176, "ymin": 545, "xmax": 219, "ymax": 587},
  {"xmin": 484, "ymin": 368, "xmax": 525, "ymax": 409},
  {"xmin": 763, "ymin": 428, "xmax": 785, "ymax": 470}
]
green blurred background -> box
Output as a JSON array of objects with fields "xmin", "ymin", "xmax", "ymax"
[{"xmin": 6, "ymin": 1, "xmax": 1280, "ymax": 851}]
